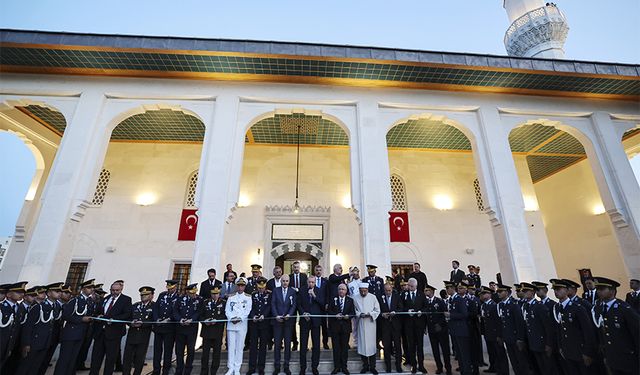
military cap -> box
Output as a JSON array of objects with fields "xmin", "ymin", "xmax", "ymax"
[
  {"xmin": 235, "ymin": 277, "xmax": 248, "ymax": 286},
  {"xmin": 80, "ymin": 279, "xmax": 96, "ymax": 288},
  {"xmin": 349, "ymin": 266, "xmax": 359, "ymax": 272},
  {"xmin": 513, "ymin": 283, "xmax": 522, "ymax": 291},
  {"xmin": 550, "ymin": 279, "xmax": 570, "ymax": 289},
  {"xmin": 0, "ymin": 284, "xmax": 10, "ymax": 293},
  {"xmin": 594, "ymin": 277, "xmax": 620, "ymax": 288},
  {"xmin": 9, "ymin": 281, "xmax": 28, "ymax": 293},
  {"xmin": 495, "ymin": 283, "xmax": 512, "ymax": 292},
  {"xmin": 36, "ymin": 285, "xmax": 47, "ymax": 294},
  {"xmin": 211, "ymin": 286, "xmax": 222, "ymax": 294},
  {"xmin": 25, "ymin": 286, "xmax": 39, "ymax": 296},
  {"xmin": 114, "ymin": 279, "xmax": 124, "ymax": 284},
  {"xmin": 366, "ymin": 264, "xmax": 378, "ymax": 270},
  {"xmin": 531, "ymin": 281, "xmax": 548, "ymax": 289},
  {"xmin": 562, "ymin": 279, "xmax": 581, "ymax": 289},
  {"xmin": 458, "ymin": 280, "xmax": 470, "ymax": 288},
  {"xmin": 61, "ymin": 284, "xmax": 73, "ymax": 293},
  {"xmin": 479, "ymin": 286, "xmax": 493, "ymax": 294},
  {"xmin": 139, "ymin": 286, "xmax": 155, "ymax": 295},
  {"xmin": 630, "ymin": 278, "xmax": 639, "ymax": 283},
  {"xmin": 94, "ymin": 283, "xmax": 104, "ymax": 290},
  {"xmin": 251, "ymin": 264, "xmax": 262, "ymax": 272},
  {"xmin": 467, "ymin": 264, "xmax": 476, "ymax": 269},
  {"xmin": 399, "ymin": 279, "xmax": 408, "ymax": 286},
  {"xmin": 95, "ymin": 288, "xmax": 107, "ymax": 296},
  {"xmin": 165, "ymin": 280, "xmax": 179, "ymax": 288},
  {"xmin": 46, "ymin": 282, "xmax": 64, "ymax": 291},
  {"xmin": 443, "ymin": 281, "xmax": 456, "ymax": 288},
  {"xmin": 385, "ymin": 276, "xmax": 395, "ymax": 284},
  {"xmin": 185, "ymin": 283, "xmax": 198, "ymax": 293},
  {"xmin": 256, "ymin": 279, "xmax": 267, "ymax": 288},
  {"xmin": 519, "ymin": 282, "xmax": 536, "ymax": 292},
  {"xmin": 424, "ymin": 284, "xmax": 436, "ymax": 291}
]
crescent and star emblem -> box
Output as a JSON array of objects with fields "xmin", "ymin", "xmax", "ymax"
[
  {"xmin": 185, "ymin": 214, "xmax": 198, "ymax": 230},
  {"xmin": 393, "ymin": 216, "xmax": 405, "ymax": 231}
]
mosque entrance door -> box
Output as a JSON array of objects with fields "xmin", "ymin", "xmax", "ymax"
[{"xmin": 276, "ymin": 251, "xmax": 319, "ymax": 275}]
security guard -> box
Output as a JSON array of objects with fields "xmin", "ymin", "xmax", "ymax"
[
  {"xmin": 496, "ymin": 283, "xmax": 528, "ymax": 375},
  {"xmin": 38, "ymin": 282, "xmax": 65, "ymax": 375},
  {"xmin": 424, "ymin": 284, "xmax": 452, "ymax": 375},
  {"xmin": 444, "ymin": 280, "xmax": 472, "ymax": 375},
  {"xmin": 0, "ymin": 281, "xmax": 27, "ymax": 372},
  {"xmin": 53, "ymin": 279, "xmax": 97, "ymax": 375},
  {"xmin": 173, "ymin": 283, "xmax": 203, "ymax": 375},
  {"xmin": 200, "ymin": 286, "xmax": 226, "ymax": 375},
  {"xmin": 550, "ymin": 278, "xmax": 598, "ymax": 375},
  {"xmin": 248, "ymin": 278, "xmax": 271, "ymax": 375},
  {"xmin": 122, "ymin": 286, "xmax": 156, "ymax": 375},
  {"xmin": 461, "ymin": 281, "xmax": 482, "ymax": 374},
  {"xmin": 152, "ymin": 279, "xmax": 180, "ymax": 375},
  {"xmin": 591, "ymin": 277, "xmax": 639, "ymax": 375},
  {"xmin": 478, "ymin": 286, "xmax": 508, "ymax": 375},
  {"xmin": 520, "ymin": 282, "xmax": 557, "ymax": 374},
  {"xmin": 245, "ymin": 265, "xmax": 263, "ymax": 351},
  {"xmin": 16, "ymin": 283, "xmax": 58, "ymax": 375}
]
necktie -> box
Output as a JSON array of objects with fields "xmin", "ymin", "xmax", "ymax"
[
  {"xmin": 283, "ymin": 288, "xmax": 287, "ymax": 301},
  {"xmin": 227, "ymin": 283, "xmax": 231, "ymax": 294},
  {"xmin": 296, "ymin": 274, "xmax": 299, "ymax": 289},
  {"xmin": 211, "ymin": 280, "xmax": 214, "ymax": 287},
  {"xmin": 412, "ymin": 292, "xmax": 415, "ymax": 302},
  {"xmin": 387, "ymin": 296, "xmax": 391, "ymax": 309},
  {"xmin": 340, "ymin": 298, "xmax": 344, "ymax": 312},
  {"xmin": 602, "ymin": 304, "xmax": 608, "ymax": 315},
  {"xmin": 317, "ymin": 278, "xmax": 321, "ymax": 288},
  {"xmin": 106, "ymin": 297, "xmax": 115, "ymax": 314}
]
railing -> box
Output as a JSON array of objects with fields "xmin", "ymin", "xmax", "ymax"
[{"xmin": 504, "ymin": 5, "xmax": 567, "ymax": 44}]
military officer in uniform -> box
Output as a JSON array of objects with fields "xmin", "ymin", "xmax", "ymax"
[
  {"xmin": 379, "ymin": 281, "xmax": 403, "ymax": 373},
  {"xmin": 122, "ymin": 286, "xmax": 156, "ymax": 375},
  {"xmin": 551, "ymin": 278, "xmax": 598, "ymax": 375},
  {"xmin": 460, "ymin": 280, "xmax": 482, "ymax": 374},
  {"xmin": 152, "ymin": 279, "xmax": 180, "ymax": 375},
  {"xmin": 424, "ymin": 284, "xmax": 452, "ymax": 375},
  {"xmin": 174, "ymin": 283, "xmax": 203, "ymax": 375},
  {"xmin": 495, "ymin": 283, "xmax": 529, "ymax": 375},
  {"xmin": 466, "ymin": 266, "xmax": 481, "ymax": 289},
  {"xmin": 53, "ymin": 279, "xmax": 97, "ymax": 375},
  {"xmin": 520, "ymin": 282, "xmax": 558, "ymax": 374},
  {"xmin": 200, "ymin": 286, "xmax": 227, "ymax": 375},
  {"xmin": 591, "ymin": 277, "xmax": 639, "ymax": 375},
  {"xmin": 245, "ymin": 265, "xmax": 263, "ymax": 351},
  {"xmin": 248, "ymin": 278, "xmax": 271, "ymax": 375},
  {"xmin": 625, "ymin": 278, "xmax": 640, "ymax": 313},
  {"xmin": 16, "ymin": 283, "xmax": 59, "ymax": 375},
  {"xmin": 38, "ymin": 282, "xmax": 65, "ymax": 375},
  {"xmin": 225, "ymin": 277, "xmax": 252, "ymax": 375},
  {"xmin": 478, "ymin": 286, "xmax": 508, "ymax": 375},
  {"xmin": 0, "ymin": 282, "xmax": 27, "ymax": 372},
  {"xmin": 444, "ymin": 280, "xmax": 472, "ymax": 375}
]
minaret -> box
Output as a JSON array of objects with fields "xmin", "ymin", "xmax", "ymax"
[{"xmin": 502, "ymin": 0, "xmax": 569, "ymax": 58}]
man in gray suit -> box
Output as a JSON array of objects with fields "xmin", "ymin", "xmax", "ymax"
[{"xmin": 221, "ymin": 273, "xmax": 237, "ymax": 300}]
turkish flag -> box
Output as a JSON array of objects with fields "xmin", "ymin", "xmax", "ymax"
[
  {"xmin": 389, "ymin": 211, "xmax": 410, "ymax": 242},
  {"xmin": 178, "ymin": 209, "xmax": 199, "ymax": 241}
]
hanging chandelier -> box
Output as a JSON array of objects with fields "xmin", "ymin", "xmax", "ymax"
[{"xmin": 293, "ymin": 123, "xmax": 302, "ymax": 214}]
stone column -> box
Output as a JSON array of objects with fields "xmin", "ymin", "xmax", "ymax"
[
  {"xmin": 474, "ymin": 106, "xmax": 538, "ymax": 284},
  {"xmin": 17, "ymin": 90, "xmax": 106, "ymax": 282},
  {"xmin": 190, "ymin": 95, "xmax": 240, "ymax": 280},
  {"xmin": 589, "ymin": 112, "xmax": 640, "ymax": 276},
  {"xmin": 354, "ymin": 99, "xmax": 393, "ymax": 277}
]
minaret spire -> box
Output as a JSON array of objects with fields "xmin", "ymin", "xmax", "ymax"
[{"xmin": 502, "ymin": 0, "xmax": 569, "ymax": 58}]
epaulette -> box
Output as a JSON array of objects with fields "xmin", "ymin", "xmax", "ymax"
[{"xmin": 244, "ymin": 292, "xmax": 251, "ymax": 296}]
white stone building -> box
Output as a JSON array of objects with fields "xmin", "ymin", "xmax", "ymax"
[{"xmin": 0, "ymin": 2, "xmax": 639, "ymax": 292}]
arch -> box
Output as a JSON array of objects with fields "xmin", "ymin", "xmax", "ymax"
[
  {"xmin": 0, "ymin": 130, "xmax": 45, "ymax": 201},
  {"xmin": 622, "ymin": 125, "xmax": 640, "ymax": 158},
  {"xmin": 243, "ymin": 109, "xmax": 352, "ymax": 141},
  {"xmin": 105, "ymin": 103, "xmax": 206, "ymax": 135},
  {"xmin": 271, "ymin": 241, "xmax": 324, "ymax": 260},
  {"xmin": 386, "ymin": 113, "xmax": 477, "ymax": 144}
]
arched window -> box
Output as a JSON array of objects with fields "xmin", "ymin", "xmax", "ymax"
[
  {"xmin": 473, "ymin": 178, "xmax": 485, "ymax": 212},
  {"xmin": 390, "ymin": 174, "xmax": 407, "ymax": 211},
  {"xmin": 184, "ymin": 170, "xmax": 198, "ymax": 208},
  {"xmin": 92, "ymin": 169, "xmax": 110, "ymax": 206}
]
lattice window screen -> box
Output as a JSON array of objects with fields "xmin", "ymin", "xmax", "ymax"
[
  {"xmin": 184, "ymin": 171, "xmax": 198, "ymax": 208},
  {"xmin": 473, "ymin": 178, "xmax": 485, "ymax": 212},
  {"xmin": 390, "ymin": 174, "xmax": 407, "ymax": 211},
  {"xmin": 92, "ymin": 169, "xmax": 110, "ymax": 206}
]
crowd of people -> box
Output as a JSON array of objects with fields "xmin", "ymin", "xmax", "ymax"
[{"xmin": 0, "ymin": 261, "xmax": 638, "ymax": 375}]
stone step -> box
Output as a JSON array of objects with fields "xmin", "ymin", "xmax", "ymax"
[{"xmin": 204, "ymin": 348, "xmax": 367, "ymax": 361}]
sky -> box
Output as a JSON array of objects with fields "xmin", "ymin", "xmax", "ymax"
[{"xmin": 0, "ymin": 0, "xmax": 639, "ymax": 236}]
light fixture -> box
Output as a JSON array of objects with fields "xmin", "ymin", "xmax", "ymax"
[
  {"xmin": 257, "ymin": 248, "xmax": 261, "ymax": 255},
  {"xmin": 136, "ymin": 192, "xmax": 157, "ymax": 206},
  {"xmin": 433, "ymin": 194, "xmax": 453, "ymax": 211},
  {"xmin": 341, "ymin": 194, "xmax": 351, "ymax": 209},
  {"xmin": 293, "ymin": 122, "xmax": 303, "ymax": 214},
  {"xmin": 238, "ymin": 194, "xmax": 250, "ymax": 207},
  {"xmin": 523, "ymin": 196, "xmax": 539, "ymax": 212},
  {"xmin": 592, "ymin": 204, "xmax": 606, "ymax": 215},
  {"xmin": 335, "ymin": 249, "xmax": 339, "ymax": 256}
]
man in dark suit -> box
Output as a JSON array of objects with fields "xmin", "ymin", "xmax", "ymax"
[
  {"xmin": 271, "ymin": 274, "xmax": 297, "ymax": 375},
  {"xmin": 313, "ymin": 265, "xmax": 330, "ymax": 349},
  {"xmin": 592, "ymin": 277, "xmax": 639, "ymax": 375},
  {"xmin": 267, "ymin": 266, "xmax": 285, "ymax": 292},
  {"xmin": 444, "ymin": 281, "xmax": 472, "ymax": 375},
  {"xmin": 223, "ymin": 263, "xmax": 238, "ymax": 283},
  {"xmin": 478, "ymin": 286, "xmax": 508, "ymax": 375},
  {"xmin": 221, "ymin": 272, "xmax": 238, "ymax": 300},
  {"xmin": 328, "ymin": 263, "xmax": 350, "ymax": 301},
  {"xmin": 289, "ymin": 261, "xmax": 307, "ymax": 352},
  {"xmin": 297, "ymin": 275, "xmax": 325, "ymax": 375},
  {"xmin": 625, "ymin": 278, "xmax": 640, "ymax": 313},
  {"xmin": 402, "ymin": 277, "xmax": 428, "ymax": 374},
  {"xmin": 199, "ymin": 268, "xmax": 222, "ymax": 299},
  {"xmin": 89, "ymin": 280, "xmax": 132, "ymax": 375},
  {"xmin": 450, "ymin": 261, "xmax": 465, "ymax": 285},
  {"xmin": 53, "ymin": 279, "xmax": 97, "ymax": 375},
  {"xmin": 582, "ymin": 277, "xmax": 598, "ymax": 306},
  {"xmin": 122, "ymin": 286, "xmax": 155, "ymax": 375},
  {"xmin": 328, "ymin": 283, "xmax": 354, "ymax": 375},
  {"xmin": 379, "ymin": 282, "xmax": 404, "ymax": 373},
  {"xmin": 424, "ymin": 284, "xmax": 452, "ymax": 375},
  {"xmin": 409, "ymin": 263, "xmax": 428, "ymax": 294}
]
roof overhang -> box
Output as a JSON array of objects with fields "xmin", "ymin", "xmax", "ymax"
[{"xmin": 1, "ymin": 30, "xmax": 639, "ymax": 101}]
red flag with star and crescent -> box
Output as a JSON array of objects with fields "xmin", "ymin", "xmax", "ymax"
[
  {"xmin": 178, "ymin": 209, "xmax": 199, "ymax": 241},
  {"xmin": 389, "ymin": 211, "xmax": 410, "ymax": 242}
]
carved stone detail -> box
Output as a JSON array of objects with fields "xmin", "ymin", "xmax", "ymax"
[
  {"xmin": 265, "ymin": 205, "xmax": 331, "ymax": 214},
  {"xmin": 270, "ymin": 241, "xmax": 324, "ymax": 259},
  {"xmin": 504, "ymin": 5, "xmax": 569, "ymax": 57},
  {"xmin": 607, "ymin": 208, "xmax": 629, "ymax": 229},
  {"xmin": 70, "ymin": 199, "xmax": 91, "ymax": 222}
]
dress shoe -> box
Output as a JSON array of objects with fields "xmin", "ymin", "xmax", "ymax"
[
  {"xmin": 435, "ymin": 369, "xmax": 443, "ymax": 374},
  {"xmin": 418, "ymin": 366, "xmax": 428, "ymax": 374},
  {"xmin": 312, "ymin": 369, "xmax": 319, "ymax": 375},
  {"xmin": 411, "ymin": 366, "xmax": 417, "ymax": 374},
  {"xmin": 323, "ymin": 344, "xmax": 330, "ymax": 350},
  {"xmin": 360, "ymin": 367, "xmax": 369, "ymax": 374},
  {"xmin": 259, "ymin": 371, "xmax": 265, "ymax": 375},
  {"xmin": 396, "ymin": 365, "xmax": 403, "ymax": 373},
  {"xmin": 247, "ymin": 369, "xmax": 256, "ymax": 375},
  {"xmin": 299, "ymin": 368, "xmax": 306, "ymax": 375},
  {"xmin": 343, "ymin": 369, "xmax": 350, "ymax": 375},
  {"xmin": 292, "ymin": 345, "xmax": 298, "ymax": 351},
  {"xmin": 273, "ymin": 367, "xmax": 280, "ymax": 375},
  {"xmin": 480, "ymin": 362, "xmax": 489, "ymax": 367},
  {"xmin": 284, "ymin": 367, "xmax": 292, "ymax": 375},
  {"xmin": 76, "ymin": 365, "xmax": 90, "ymax": 371},
  {"xmin": 386, "ymin": 366, "xmax": 392, "ymax": 373},
  {"xmin": 371, "ymin": 369, "xmax": 378, "ymax": 375},
  {"xmin": 331, "ymin": 369, "xmax": 339, "ymax": 375}
]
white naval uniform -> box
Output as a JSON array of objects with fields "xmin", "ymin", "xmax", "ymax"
[{"xmin": 225, "ymin": 292, "xmax": 252, "ymax": 374}]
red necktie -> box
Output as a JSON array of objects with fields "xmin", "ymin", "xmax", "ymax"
[{"xmin": 106, "ymin": 297, "xmax": 115, "ymax": 314}]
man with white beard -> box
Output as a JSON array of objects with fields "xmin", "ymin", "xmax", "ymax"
[{"xmin": 353, "ymin": 282, "xmax": 381, "ymax": 374}]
